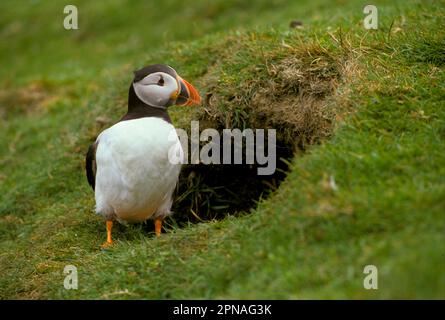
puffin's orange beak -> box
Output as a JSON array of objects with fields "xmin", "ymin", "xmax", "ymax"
[{"xmin": 174, "ymin": 76, "xmax": 201, "ymax": 106}]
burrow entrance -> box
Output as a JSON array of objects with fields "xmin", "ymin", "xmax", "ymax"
[
  {"xmin": 134, "ymin": 35, "xmax": 353, "ymax": 233},
  {"xmin": 171, "ymin": 141, "xmax": 294, "ymax": 225},
  {"xmin": 164, "ymin": 43, "xmax": 346, "ymax": 227}
]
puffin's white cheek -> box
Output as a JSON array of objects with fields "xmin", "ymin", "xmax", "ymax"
[{"xmin": 134, "ymin": 84, "xmax": 170, "ymax": 107}]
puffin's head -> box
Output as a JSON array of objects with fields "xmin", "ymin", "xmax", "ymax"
[{"xmin": 131, "ymin": 64, "xmax": 201, "ymax": 108}]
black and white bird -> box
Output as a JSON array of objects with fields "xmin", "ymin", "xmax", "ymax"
[{"xmin": 85, "ymin": 64, "xmax": 201, "ymax": 247}]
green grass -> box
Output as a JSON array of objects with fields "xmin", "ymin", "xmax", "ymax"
[{"xmin": 1, "ymin": 0, "xmax": 444, "ymax": 299}]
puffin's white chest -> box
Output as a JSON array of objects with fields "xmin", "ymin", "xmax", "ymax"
[{"xmin": 94, "ymin": 117, "xmax": 182, "ymax": 222}]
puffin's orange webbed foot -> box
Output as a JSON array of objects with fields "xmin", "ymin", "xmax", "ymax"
[
  {"xmin": 155, "ymin": 219, "xmax": 162, "ymax": 237},
  {"xmin": 101, "ymin": 240, "xmax": 113, "ymax": 249},
  {"xmin": 101, "ymin": 220, "xmax": 114, "ymax": 249}
]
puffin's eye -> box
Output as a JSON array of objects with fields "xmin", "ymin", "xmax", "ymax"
[{"xmin": 157, "ymin": 76, "xmax": 164, "ymax": 86}]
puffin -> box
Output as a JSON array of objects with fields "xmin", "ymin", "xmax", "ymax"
[{"xmin": 85, "ymin": 64, "xmax": 201, "ymax": 247}]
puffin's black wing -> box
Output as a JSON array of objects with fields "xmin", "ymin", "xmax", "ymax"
[{"xmin": 85, "ymin": 142, "xmax": 97, "ymax": 190}]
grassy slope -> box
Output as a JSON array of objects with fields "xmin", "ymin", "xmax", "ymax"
[{"xmin": 0, "ymin": 0, "xmax": 444, "ymax": 299}]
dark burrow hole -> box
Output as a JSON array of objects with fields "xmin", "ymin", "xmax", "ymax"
[{"xmin": 154, "ymin": 140, "xmax": 294, "ymax": 231}]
